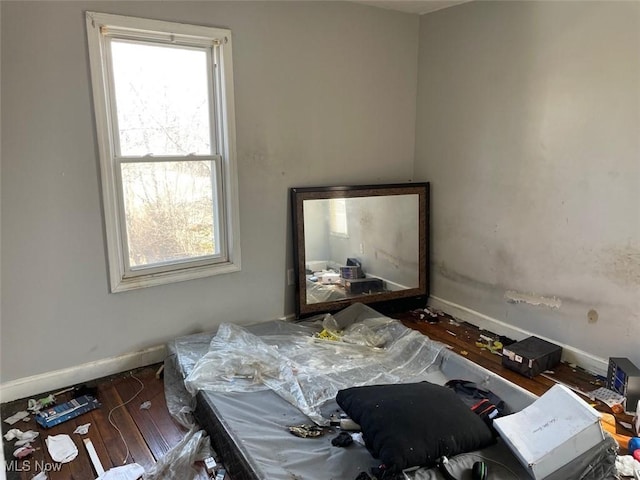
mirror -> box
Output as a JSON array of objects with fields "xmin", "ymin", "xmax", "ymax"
[{"xmin": 290, "ymin": 183, "xmax": 429, "ymax": 317}]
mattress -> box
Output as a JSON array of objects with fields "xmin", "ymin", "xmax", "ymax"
[{"xmin": 166, "ymin": 303, "xmax": 617, "ymax": 480}]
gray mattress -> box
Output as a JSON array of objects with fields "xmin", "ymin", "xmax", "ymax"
[{"xmin": 166, "ymin": 304, "xmax": 617, "ymax": 480}]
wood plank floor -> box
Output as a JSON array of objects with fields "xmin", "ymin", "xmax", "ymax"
[
  {"xmin": 3, "ymin": 309, "xmax": 635, "ymax": 480},
  {"xmin": 2, "ymin": 365, "xmax": 217, "ymax": 480},
  {"xmin": 397, "ymin": 308, "xmax": 636, "ymax": 438}
]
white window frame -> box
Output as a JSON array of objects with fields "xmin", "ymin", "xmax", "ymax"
[
  {"xmin": 329, "ymin": 198, "xmax": 349, "ymax": 238},
  {"xmin": 86, "ymin": 12, "xmax": 241, "ymax": 292}
]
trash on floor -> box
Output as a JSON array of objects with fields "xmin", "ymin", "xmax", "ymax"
[
  {"xmin": 36, "ymin": 394, "xmax": 101, "ymax": 428},
  {"xmin": 13, "ymin": 444, "xmax": 36, "ymax": 459},
  {"xmin": 139, "ymin": 401, "xmax": 152, "ymax": 410},
  {"xmin": 83, "ymin": 438, "xmax": 105, "ymax": 476},
  {"xmin": 3, "ymin": 410, "xmax": 29, "ymax": 425},
  {"xmin": 96, "ymin": 463, "xmax": 145, "ymax": 480},
  {"xmin": 28, "ymin": 394, "xmax": 56, "ymax": 413},
  {"xmin": 45, "ymin": 434, "xmax": 79, "ymax": 463},
  {"xmin": 73, "ymin": 423, "xmax": 91, "ymax": 435},
  {"xmin": 32, "ymin": 472, "xmax": 48, "ymax": 480},
  {"xmin": 3, "ymin": 428, "xmax": 39, "ymax": 446}
]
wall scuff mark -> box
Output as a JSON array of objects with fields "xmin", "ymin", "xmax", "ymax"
[{"xmin": 504, "ymin": 290, "xmax": 562, "ymax": 309}]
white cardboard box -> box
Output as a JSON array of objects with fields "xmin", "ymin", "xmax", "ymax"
[{"xmin": 493, "ymin": 384, "xmax": 605, "ymax": 479}]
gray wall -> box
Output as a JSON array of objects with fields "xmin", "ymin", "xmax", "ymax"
[
  {"xmin": 415, "ymin": 1, "xmax": 640, "ymax": 365},
  {"xmin": 0, "ymin": 1, "xmax": 418, "ymax": 382}
]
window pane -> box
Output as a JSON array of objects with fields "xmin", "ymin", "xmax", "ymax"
[
  {"xmin": 121, "ymin": 161, "xmax": 218, "ymax": 268},
  {"xmin": 111, "ymin": 41, "xmax": 211, "ymax": 156}
]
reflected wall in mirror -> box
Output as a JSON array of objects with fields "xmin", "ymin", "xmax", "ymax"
[{"xmin": 291, "ymin": 183, "xmax": 429, "ymax": 317}]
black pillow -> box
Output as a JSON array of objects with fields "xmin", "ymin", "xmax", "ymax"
[{"xmin": 336, "ymin": 382, "xmax": 495, "ymax": 472}]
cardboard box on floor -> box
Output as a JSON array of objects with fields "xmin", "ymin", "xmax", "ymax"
[{"xmin": 494, "ymin": 384, "xmax": 605, "ymax": 479}]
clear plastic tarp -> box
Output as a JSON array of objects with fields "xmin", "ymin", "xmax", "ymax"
[
  {"xmin": 165, "ymin": 303, "xmax": 618, "ymax": 480},
  {"xmin": 183, "ymin": 303, "xmax": 446, "ymax": 424}
]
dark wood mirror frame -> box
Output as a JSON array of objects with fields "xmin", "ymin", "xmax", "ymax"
[{"xmin": 290, "ymin": 183, "xmax": 430, "ymax": 318}]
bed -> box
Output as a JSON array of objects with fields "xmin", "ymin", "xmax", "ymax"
[{"xmin": 165, "ymin": 303, "xmax": 617, "ymax": 480}]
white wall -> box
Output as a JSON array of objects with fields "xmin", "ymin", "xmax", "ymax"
[
  {"xmin": 415, "ymin": 1, "xmax": 640, "ymax": 366},
  {"xmin": 0, "ymin": 1, "xmax": 419, "ymax": 382}
]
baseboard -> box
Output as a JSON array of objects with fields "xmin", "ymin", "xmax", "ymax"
[
  {"xmin": 429, "ymin": 295, "xmax": 609, "ymax": 376},
  {"xmin": 0, "ymin": 345, "xmax": 166, "ymax": 404}
]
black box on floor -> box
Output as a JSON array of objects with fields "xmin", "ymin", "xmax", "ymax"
[
  {"xmin": 502, "ymin": 336, "xmax": 562, "ymax": 378},
  {"xmin": 344, "ymin": 277, "xmax": 383, "ymax": 294}
]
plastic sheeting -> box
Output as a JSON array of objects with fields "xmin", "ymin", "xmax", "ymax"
[
  {"xmin": 166, "ymin": 303, "xmax": 617, "ymax": 480},
  {"xmin": 183, "ymin": 303, "xmax": 446, "ymax": 424},
  {"xmin": 143, "ymin": 427, "xmax": 213, "ymax": 480}
]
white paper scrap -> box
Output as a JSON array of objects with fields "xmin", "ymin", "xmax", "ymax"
[
  {"xmin": 73, "ymin": 423, "xmax": 91, "ymax": 435},
  {"xmin": 3, "ymin": 411, "xmax": 29, "ymax": 425},
  {"xmin": 96, "ymin": 463, "xmax": 145, "ymax": 480},
  {"xmin": 139, "ymin": 401, "xmax": 151, "ymax": 410},
  {"xmin": 45, "ymin": 434, "xmax": 78, "ymax": 463},
  {"xmin": 4, "ymin": 428, "xmax": 39, "ymax": 446},
  {"xmin": 32, "ymin": 472, "xmax": 48, "ymax": 480}
]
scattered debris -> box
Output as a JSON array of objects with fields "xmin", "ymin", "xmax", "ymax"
[
  {"xmin": 32, "ymin": 472, "xmax": 48, "ymax": 480},
  {"xmin": 45, "ymin": 434, "xmax": 79, "ymax": 463},
  {"xmin": 615, "ymin": 455, "xmax": 640, "ymax": 476},
  {"xmin": 4, "ymin": 410, "xmax": 29, "ymax": 425},
  {"xmin": 139, "ymin": 401, "xmax": 152, "ymax": 410},
  {"xmin": 73, "ymin": 423, "xmax": 91, "ymax": 435},
  {"xmin": 460, "ymin": 350, "xmax": 469, "ymax": 356},
  {"xmin": 96, "ymin": 463, "xmax": 145, "ymax": 480},
  {"xmin": 204, "ymin": 456, "xmax": 218, "ymax": 474},
  {"xmin": 83, "ymin": 438, "xmax": 105, "ymax": 476},
  {"xmin": 214, "ymin": 469, "xmax": 227, "ymax": 480},
  {"xmin": 331, "ymin": 431, "xmax": 354, "ymax": 447},
  {"xmin": 288, "ymin": 424, "xmax": 327, "ymax": 438},
  {"xmin": 475, "ymin": 339, "xmax": 503, "ymax": 355},
  {"xmin": 351, "ymin": 432, "xmax": 365, "ymax": 446},
  {"xmin": 28, "ymin": 394, "xmax": 56, "ymax": 413},
  {"xmin": 4, "ymin": 429, "xmax": 39, "ymax": 446},
  {"xmin": 448, "ymin": 318, "xmax": 461, "ymax": 327},
  {"xmin": 446, "ymin": 330, "xmax": 457, "ymax": 337},
  {"xmin": 36, "ymin": 395, "xmax": 101, "ymax": 428},
  {"xmin": 590, "ymin": 387, "xmax": 626, "ymax": 408},
  {"xmin": 13, "ymin": 445, "xmax": 36, "ymax": 459}
]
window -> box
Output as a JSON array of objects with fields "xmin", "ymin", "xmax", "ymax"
[
  {"xmin": 329, "ymin": 198, "xmax": 348, "ymax": 237},
  {"xmin": 86, "ymin": 12, "xmax": 240, "ymax": 292}
]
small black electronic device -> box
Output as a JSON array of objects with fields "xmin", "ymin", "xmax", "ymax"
[{"xmin": 607, "ymin": 357, "xmax": 640, "ymax": 413}]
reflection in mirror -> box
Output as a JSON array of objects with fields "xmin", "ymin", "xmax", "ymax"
[{"xmin": 291, "ymin": 184, "xmax": 429, "ymax": 317}]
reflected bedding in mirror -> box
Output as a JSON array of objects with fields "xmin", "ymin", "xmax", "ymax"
[{"xmin": 291, "ymin": 183, "xmax": 429, "ymax": 317}]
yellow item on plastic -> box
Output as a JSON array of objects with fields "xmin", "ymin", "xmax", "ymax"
[{"xmin": 315, "ymin": 329, "xmax": 341, "ymax": 341}]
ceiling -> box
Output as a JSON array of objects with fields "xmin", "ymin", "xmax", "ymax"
[{"xmin": 354, "ymin": 0, "xmax": 472, "ymax": 15}]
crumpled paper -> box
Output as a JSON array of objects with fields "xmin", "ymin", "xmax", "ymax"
[
  {"xmin": 96, "ymin": 463, "xmax": 145, "ymax": 480},
  {"xmin": 4, "ymin": 428, "xmax": 40, "ymax": 446},
  {"xmin": 45, "ymin": 434, "xmax": 78, "ymax": 463},
  {"xmin": 615, "ymin": 455, "xmax": 640, "ymax": 476},
  {"xmin": 73, "ymin": 423, "xmax": 91, "ymax": 435}
]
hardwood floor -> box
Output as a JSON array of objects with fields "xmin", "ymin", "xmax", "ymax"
[
  {"xmin": 3, "ymin": 310, "xmax": 634, "ymax": 479},
  {"xmin": 397, "ymin": 308, "xmax": 636, "ymax": 444},
  {"xmin": 2, "ymin": 365, "xmax": 215, "ymax": 480}
]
